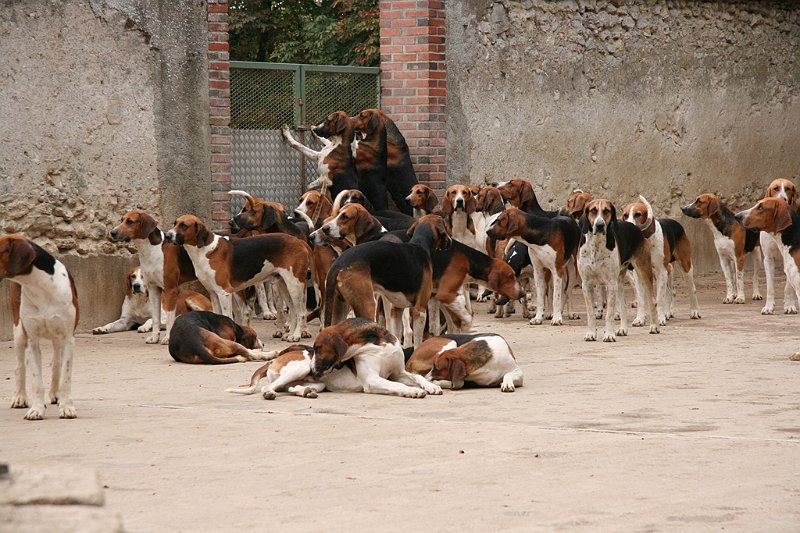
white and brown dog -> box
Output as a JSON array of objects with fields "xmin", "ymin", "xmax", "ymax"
[
  {"xmin": 226, "ymin": 344, "xmax": 321, "ymax": 399},
  {"xmin": 578, "ymin": 199, "xmax": 659, "ymax": 341},
  {"xmin": 405, "ymin": 183, "xmax": 439, "ymax": 219},
  {"xmin": 0, "ymin": 235, "xmax": 78, "ymax": 420},
  {"xmin": 165, "ymin": 215, "xmax": 311, "ymax": 342},
  {"xmin": 622, "ymin": 196, "xmax": 700, "ymax": 325},
  {"xmin": 759, "ymin": 178, "xmax": 798, "ymax": 315},
  {"xmin": 406, "ymin": 333, "xmax": 523, "ymax": 392}
]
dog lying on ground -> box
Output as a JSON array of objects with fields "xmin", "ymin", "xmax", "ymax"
[
  {"xmin": 225, "ymin": 344, "xmax": 322, "ymax": 399},
  {"xmin": 92, "ymin": 266, "xmax": 212, "ymax": 334},
  {"xmin": 406, "ymin": 333, "xmax": 523, "ymax": 392},
  {"xmin": 168, "ymin": 311, "xmax": 275, "ymax": 364},
  {"xmin": 0, "ymin": 234, "xmax": 78, "ymax": 420}
]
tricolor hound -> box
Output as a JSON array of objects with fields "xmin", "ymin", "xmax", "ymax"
[
  {"xmin": 168, "ymin": 311, "xmax": 274, "ymax": 365},
  {"xmin": 406, "ymin": 333, "xmax": 523, "ymax": 392},
  {"xmin": 165, "ymin": 215, "xmax": 311, "ymax": 342},
  {"xmin": 110, "ymin": 211, "xmax": 197, "ymax": 344},
  {"xmin": 578, "ymin": 199, "xmax": 659, "ymax": 342},
  {"xmin": 759, "ymin": 178, "xmax": 798, "ymax": 315},
  {"xmin": 681, "ymin": 193, "xmax": 762, "ymax": 304},
  {"xmin": 324, "ymin": 214, "xmax": 452, "ymax": 347},
  {"xmin": 442, "ymin": 184, "xmax": 478, "ymax": 249},
  {"xmin": 0, "ymin": 235, "xmax": 78, "ymax": 420},
  {"xmin": 621, "ymin": 196, "xmax": 700, "ymax": 324},
  {"xmin": 226, "ymin": 344, "xmax": 321, "ymax": 399},
  {"xmin": 405, "ymin": 183, "xmax": 439, "ymax": 219}
]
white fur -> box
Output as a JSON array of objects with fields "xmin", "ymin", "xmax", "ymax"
[
  {"xmin": 427, "ymin": 335, "xmax": 523, "ymax": 392},
  {"xmin": 281, "ymin": 123, "xmax": 338, "ymax": 190},
  {"xmin": 92, "ymin": 267, "xmax": 167, "ymax": 334},
  {"xmin": 704, "ymin": 218, "xmax": 762, "ymax": 305}
]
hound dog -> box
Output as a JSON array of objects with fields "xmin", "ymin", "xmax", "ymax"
[
  {"xmin": 310, "ymin": 203, "xmax": 388, "ymax": 247},
  {"xmin": 759, "ymin": 178, "xmax": 798, "ymax": 315},
  {"xmin": 332, "ymin": 188, "xmax": 415, "ymax": 229},
  {"xmin": 281, "ymin": 111, "xmax": 359, "ymax": 199},
  {"xmin": 351, "ymin": 108, "xmax": 418, "ymax": 215},
  {"xmin": 442, "ymin": 184, "xmax": 478, "ymax": 249},
  {"xmin": 229, "ymin": 190, "xmax": 308, "ymax": 239},
  {"xmin": 578, "ymin": 199, "xmax": 659, "ymax": 341},
  {"xmin": 621, "ymin": 196, "xmax": 700, "ymax": 324},
  {"xmin": 681, "ymin": 193, "xmax": 762, "ymax": 304},
  {"xmin": 110, "ymin": 211, "xmax": 197, "ymax": 344},
  {"xmin": 226, "ymin": 344, "xmax": 322, "ymax": 399},
  {"xmin": 736, "ymin": 197, "xmax": 800, "ymax": 318},
  {"xmin": 168, "ymin": 311, "xmax": 274, "ymax": 364},
  {"xmin": 406, "ymin": 183, "xmax": 439, "ymax": 219},
  {"xmin": 295, "ymin": 189, "xmax": 333, "ymax": 227},
  {"xmin": 564, "ymin": 189, "xmax": 593, "ymax": 220},
  {"xmin": 496, "ymin": 178, "xmax": 561, "ymax": 217},
  {"xmin": 92, "ymin": 267, "xmax": 211, "ymax": 334},
  {"xmin": 165, "ymin": 215, "xmax": 311, "ymax": 342},
  {"xmin": 310, "ymin": 318, "xmax": 441, "ymax": 397},
  {"xmin": 0, "ymin": 235, "xmax": 78, "ymax": 420},
  {"xmin": 487, "ymin": 208, "xmax": 580, "ymax": 326},
  {"xmin": 406, "ymin": 333, "xmax": 523, "ymax": 392},
  {"xmin": 324, "ymin": 214, "xmax": 451, "ymax": 348}
]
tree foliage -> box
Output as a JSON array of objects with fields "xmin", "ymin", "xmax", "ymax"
[{"xmin": 229, "ymin": 0, "xmax": 379, "ymax": 66}]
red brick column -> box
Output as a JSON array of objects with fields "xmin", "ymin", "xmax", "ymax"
[
  {"xmin": 379, "ymin": 0, "xmax": 447, "ymax": 197},
  {"xmin": 208, "ymin": 0, "xmax": 232, "ymax": 231}
]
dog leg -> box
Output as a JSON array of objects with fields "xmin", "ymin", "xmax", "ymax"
[
  {"xmin": 49, "ymin": 339, "xmax": 62, "ymax": 405},
  {"xmin": 784, "ymin": 279, "xmax": 798, "ymax": 314},
  {"xmin": 751, "ymin": 245, "xmax": 763, "ymax": 300},
  {"xmin": 11, "ymin": 324, "xmax": 28, "ymax": 409},
  {"xmin": 427, "ymin": 299, "xmax": 443, "ymax": 336},
  {"xmin": 685, "ymin": 265, "xmax": 701, "ymax": 319},
  {"xmin": 356, "ymin": 363, "xmax": 426, "ymax": 398},
  {"xmin": 762, "ymin": 241, "xmax": 776, "ymax": 313},
  {"xmin": 387, "ymin": 305, "xmax": 405, "ymax": 343},
  {"xmin": 392, "ymin": 370, "xmax": 442, "ymax": 396},
  {"xmin": 630, "ymin": 270, "xmax": 647, "ymax": 327},
  {"xmin": 501, "ymin": 367, "xmax": 524, "ymax": 392},
  {"xmin": 262, "ymin": 359, "xmax": 313, "ymax": 400},
  {"xmin": 613, "ymin": 274, "xmax": 628, "ymax": 339},
  {"xmin": 279, "ymin": 274, "xmax": 308, "ymax": 342},
  {"xmin": 581, "ymin": 279, "xmax": 598, "ymax": 341},
  {"xmin": 286, "ymin": 382, "xmax": 326, "ymax": 399},
  {"xmin": 24, "ymin": 339, "xmax": 47, "ymax": 420},
  {"xmin": 411, "ymin": 308, "xmax": 427, "ymax": 349},
  {"xmin": 655, "ymin": 266, "xmax": 670, "ymax": 327},
  {"xmin": 734, "ymin": 254, "xmax": 746, "ymax": 304},
  {"xmin": 719, "ymin": 255, "xmax": 736, "ymax": 304},
  {"xmin": 93, "ymin": 317, "xmax": 135, "ymax": 335},
  {"xmin": 529, "ymin": 265, "xmax": 546, "ymax": 325},
  {"xmin": 550, "ymin": 272, "xmax": 564, "ymax": 326},
  {"xmin": 56, "ymin": 337, "xmax": 76, "ymax": 419},
  {"xmin": 401, "ymin": 309, "xmax": 413, "ymax": 348},
  {"xmin": 281, "ymin": 124, "xmax": 323, "ymax": 160},
  {"xmin": 145, "ymin": 286, "xmax": 163, "ymax": 344}
]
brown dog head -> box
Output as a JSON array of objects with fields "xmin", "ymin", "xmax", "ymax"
[
  {"xmin": 310, "ymin": 326, "xmax": 350, "ymax": 378},
  {"xmin": 431, "ymin": 353, "xmax": 467, "ymax": 390},
  {"xmin": 681, "ymin": 193, "xmax": 720, "ymax": 220},
  {"xmin": 735, "ymin": 197, "xmax": 793, "ymax": 234},
  {"xmin": 0, "ymin": 234, "xmax": 37, "ymax": 278},
  {"xmin": 312, "ymin": 111, "xmax": 353, "ymax": 139},
  {"xmin": 110, "ymin": 210, "xmax": 161, "ymax": 244},
  {"xmin": 166, "ymin": 215, "xmax": 213, "ymax": 247},
  {"xmin": 408, "ymin": 214, "xmax": 452, "ymax": 251}
]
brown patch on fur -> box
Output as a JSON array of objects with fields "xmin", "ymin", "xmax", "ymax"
[
  {"xmin": 110, "ymin": 211, "xmax": 160, "ymax": 242},
  {"xmin": 406, "ymin": 337, "xmax": 454, "ymax": 375},
  {"xmin": 298, "ymin": 190, "xmax": 333, "ymax": 222},
  {"xmin": 622, "ymin": 201, "xmax": 655, "ymax": 238},
  {"xmin": 765, "ymin": 178, "xmax": 798, "ymax": 210},
  {"xmin": 497, "ymin": 179, "xmax": 534, "ymax": 210},
  {"xmin": 739, "ymin": 198, "xmax": 793, "ymax": 235},
  {"xmin": 476, "ymin": 187, "xmax": 505, "ymax": 214},
  {"xmin": 0, "ymin": 234, "xmax": 36, "ymax": 278},
  {"xmin": 406, "ymin": 184, "xmax": 438, "ymax": 215},
  {"xmin": 566, "ymin": 190, "xmax": 592, "ymax": 219}
]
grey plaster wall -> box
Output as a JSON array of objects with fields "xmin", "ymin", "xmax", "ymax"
[
  {"xmin": 447, "ymin": 0, "xmax": 800, "ymax": 273},
  {"xmin": 0, "ymin": 0, "xmax": 211, "ymax": 336}
]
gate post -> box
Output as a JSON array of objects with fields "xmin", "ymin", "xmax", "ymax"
[
  {"xmin": 379, "ymin": 0, "xmax": 447, "ymax": 198},
  {"xmin": 208, "ymin": 0, "xmax": 232, "ymax": 231}
]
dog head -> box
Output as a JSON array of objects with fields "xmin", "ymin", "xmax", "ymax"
[
  {"xmin": 765, "ymin": 178, "xmax": 798, "ymax": 210},
  {"xmin": 127, "ymin": 266, "xmax": 147, "ymax": 296},
  {"xmin": 681, "ymin": 193, "xmax": 720, "ymax": 220},
  {"xmin": 408, "ymin": 214, "xmax": 452, "ymax": 251},
  {"xmin": 296, "ymin": 190, "xmax": 332, "ymax": 220},
  {"xmin": 0, "ymin": 234, "xmax": 37, "ymax": 279},
  {"xmin": 310, "ymin": 326, "xmax": 350, "ymax": 378},
  {"xmin": 405, "ymin": 184, "xmax": 438, "ymax": 214},
  {"xmin": 352, "ymin": 108, "xmax": 385, "ymax": 139},
  {"xmin": 487, "ymin": 259, "xmax": 525, "ymax": 303},
  {"xmin": 239, "ymin": 325, "xmax": 263, "ymax": 350},
  {"xmin": 565, "ymin": 189, "xmax": 592, "ymax": 219},
  {"xmin": 431, "ymin": 353, "xmax": 467, "ymax": 390},
  {"xmin": 497, "ymin": 179, "xmax": 534, "ymax": 209},
  {"xmin": 229, "ymin": 190, "xmax": 286, "ymax": 234},
  {"xmin": 312, "ymin": 111, "xmax": 353, "ymax": 139},
  {"xmin": 476, "ymin": 187, "xmax": 505, "ymax": 214},
  {"xmin": 315, "ymin": 203, "xmax": 377, "ymax": 243},
  {"xmin": 735, "ymin": 197, "xmax": 793, "ymax": 234},
  {"xmin": 165, "ymin": 215, "xmax": 213, "ymax": 247},
  {"xmin": 110, "ymin": 211, "xmax": 160, "ymax": 244},
  {"xmin": 486, "ymin": 208, "xmax": 525, "ymax": 240},
  {"xmin": 442, "ymin": 184, "xmax": 477, "ymax": 217},
  {"xmin": 584, "ymin": 199, "xmax": 617, "ymax": 235}
]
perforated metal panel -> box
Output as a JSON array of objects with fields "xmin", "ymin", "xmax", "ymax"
[{"xmin": 229, "ymin": 62, "xmax": 379, "ymax": 214}]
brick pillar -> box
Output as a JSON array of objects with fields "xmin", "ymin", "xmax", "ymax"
[
  {"xmin": 208, "ymin": 0, "xmax": 232, "ymax": 231},
  {"xmin": 379, "ymin": 0, "xmax": 447, "ymax": 198}
]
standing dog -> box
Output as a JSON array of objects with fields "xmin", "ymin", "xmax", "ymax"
[
  {"xmin": 578, "ymin": 199, "xmax": 659, "ymax": 341},
  {"xmin": 681, "ymin": 193, "xmax": 762, "ymax": 304},
  {"xmin": 281, "ymin": 111, "xmax": 359, "ymax": 199},
  {"xmin": 759, "ymin": 178, "xmax": 798, "ymax": 315},
  {"xmin": 1, "ymin": 235, "xmax": 78, "ymax": 420}
]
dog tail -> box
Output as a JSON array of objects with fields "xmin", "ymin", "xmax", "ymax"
[
  {"xmin": 228, "ymin": 189, "xmax": 257, "ymax": 205},
  {"xmin": 638, "ymin": 195, "xmax": 655, "ymax": 228},
  {"xmin": 323, "ymin": 264, "xmax": 339, "ymax": 327},
  {"xmin": 225, "ymin": 360, "xmax": 272, "ymax": 395}
]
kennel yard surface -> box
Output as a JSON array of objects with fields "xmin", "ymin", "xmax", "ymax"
[{"xmin": 2, "ymin": 276, "xmax": 799, "ymax": 532}]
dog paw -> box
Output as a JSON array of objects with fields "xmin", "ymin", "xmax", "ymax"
[
  {"xmin": 280, "ymin": 124, "xmax": 290, "ymax": 134},
  {"xmin": 784, "ymin": 306, "xmax": 798, "ymax": 315},
  {"xmin": 550, "ymin": 316, "xmax": 563, "ymax": 326},
  {"xmin": 302, "ymin": 388, "xmax": 318, "ymax": 399},
  {"xmin": 301, "ymin": 330, "xmax": 312, "ymax": 339},
  {"xmin": 11, "ymin": 395, "xmax": 28, "ymax": 409},
  {"xmin": 658, "ymin": 316, "xmax": 668, "ymax": 327},
  {"xmin": 59, "ymin": 402, "xmax": 77, "ymax": 419},
  {"xmin": 262, "ymin": 312, "xmax": 277, "ymax": 321},
  {"xmin": 92, "ymin": 327, "xmax": 107, "ymax": 335},
  {"xmin": 422, "ymin": 382, "xmax": 442, "ymax": 395},
  {"xmin": 752, "ymin": 292, "xmax": 763, "ymax": 301},
  {"xmin": 789, "ymin": 352, "xmax": 800, "ymax": 361},
  {"xmin": 722, "ymin": 296, "xmax": 734, "ymax": 304},
  {"xmin": 24, "ymin": 405, "xmax": 46, "ymax": 421},
  {"xmin": 689, "ymin": 310, "xmax": 701, "ymax": 319},
  {"xmin": 615, "ymin": 328, "xmax": 628, "ymax": 337},
  {"xmin": 160, "ymin": 335, "xmax": 170, "ymax": 346},
  {"xmin": 649, "ymin": 325, "xmax": 660, "ymax": 334},
  {"xmin": 584, "ymin": 331, "xmax": 597, "ymax": 341},
  {"xmin": 602, "ymin": 332, "xmax": 616, "ymax": 342},
  {"xmin": 282, "ymin": 334, "xmax": 301, "ymax": 342},
  {"xmin": 568, "ymin": 312, "xmax": 580, "ymax": 320},
  {"xmin": 594, "ymin": 310, "xmax": 603, "ymax": 319},
  {"xmin": 273, "ymin": 330, "xmax": 283, "ymax": 338},
  {"xmin": 402, "ymin": 388, "xmax": 427, "ymax": 399},
  {"xmin": 529, "ymin": 317, "xmax": 543, "ymax": 325},
  {"xmin": 734, "ymin": 295, "xmax": 745, "ymax": 304},
  {"xmin": 262, "ymin": 390, "xmax": 277, "ymax": 400},
  {"xmin": 631, "ymin": 317, "xmax": 646, "ymax": 327},
  {"xmin": 49, "ymin": 394, "xmax": 59, "ymax": 405},
  {"xmin": 761, "ymin": 305, "xmax": 774, "ymax": 315},
  {"xmin": 500, "ymin": 382, "xmax": 515, "ymax": 392}
]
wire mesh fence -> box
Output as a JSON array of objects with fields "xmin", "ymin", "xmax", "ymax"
[{"xmin": 230, "ymin": 62, "xmax": 379, "ymax": 211}]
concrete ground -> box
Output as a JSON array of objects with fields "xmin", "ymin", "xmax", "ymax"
[{"xmin": 2, "ymin": 274, "xmax": 799, "ymax": 532}]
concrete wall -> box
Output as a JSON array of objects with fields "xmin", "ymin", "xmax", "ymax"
[
  {"xmin": 0, "ymin": 0, "xmax": 212, "ymax": 337},
  {"xmin": 447, "ymin": 0, "xmax": 800, "ymax": 273}
]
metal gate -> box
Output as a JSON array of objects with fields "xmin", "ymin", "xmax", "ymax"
[{"xmin": 229, "ymin": 62, "xmax": 380, "ymax": 212}]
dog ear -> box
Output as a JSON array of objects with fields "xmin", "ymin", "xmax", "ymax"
[
  {"xmin": 465, "ymin": 192, "xmax": 477, "ymax": 217},
  {"xmin": 504, "ymin": 210, "xmax": 520, "ymax": 235},
  {"xmin": 353, "ymin": 208, "xmax": 377, "ymax": 238},
  {"xmin": 367, "ymin": 112, "xmax": 380, "ymax": 135},
  {"xmin": 440, "ymin": 194, "xmax": 454, "ymax": 218},
  {"xmin": 774, "ymin": 201, "xmax": 793, "ymax": 232},
  {"xmin": 520, "ymin": 181, "xmax": 534, "ymax": 207},
  {"xmin": 335, "ymin": 114, "xmax": 350, "ymax": 134},
  {"xmin": 125, "ymin": 271, "xmax": 134, "ymax": 297},
  {"xmin": 425, "ymin": 190, "xmax": 438, "ymax": 214},
  {"xmin": 448, "ymin": 357, "xmax": 467, "ymax": 386},
  {"xmin": 360, "ymin": 193, "xmax": 374, "ymax": 213},
  {"xmin": 609, "ymin": 203, "xmax": 618, "ymax": 222},
  {"xmin": 195, "ymin": 221, "xmax": 211, "ymax": 247},
  {"xmin": 437, "ymin": 218, "xmax": 452, "ymax": 250},
  {"xmin": 332, "ymin": 333, "xmax": 349, "ymax": 360},
  {"xmin": 7, "ymin": 238, "xmax": 36, "ymax": 277},
  {"xmin": 259, "ymin": 205, "xmax": 279, "ymax": 231},
  {"xmin": 707, "ymin": 196, "xmax": 720, "ymax": 216}
]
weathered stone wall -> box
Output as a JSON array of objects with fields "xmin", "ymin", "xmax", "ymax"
[
  {"xmin": 447, "ymin": 0, "xmax": 800, "ymax": 273},
  {"xmin": 0, "ymin": 0, "xmax": 212, "ymax": 337}
]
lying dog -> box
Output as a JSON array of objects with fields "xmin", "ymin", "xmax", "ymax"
[
  {"xmin": 0, "ymin": 234, "xmax": 78, "ymax": 420},
  {"xmin": 168, "ymin": 311, "xmax": 274, "ymax": 364},
  {"xmin": 406, "ymin": 333, "xmax": 523, "ymax": 392},
  {"xmin": 92, "ymin": 267, "xmax": 211, "ymax": 335},
  {"xmin": 225, "ymin": 344, "xmax": 323, "ymax": 399}
]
